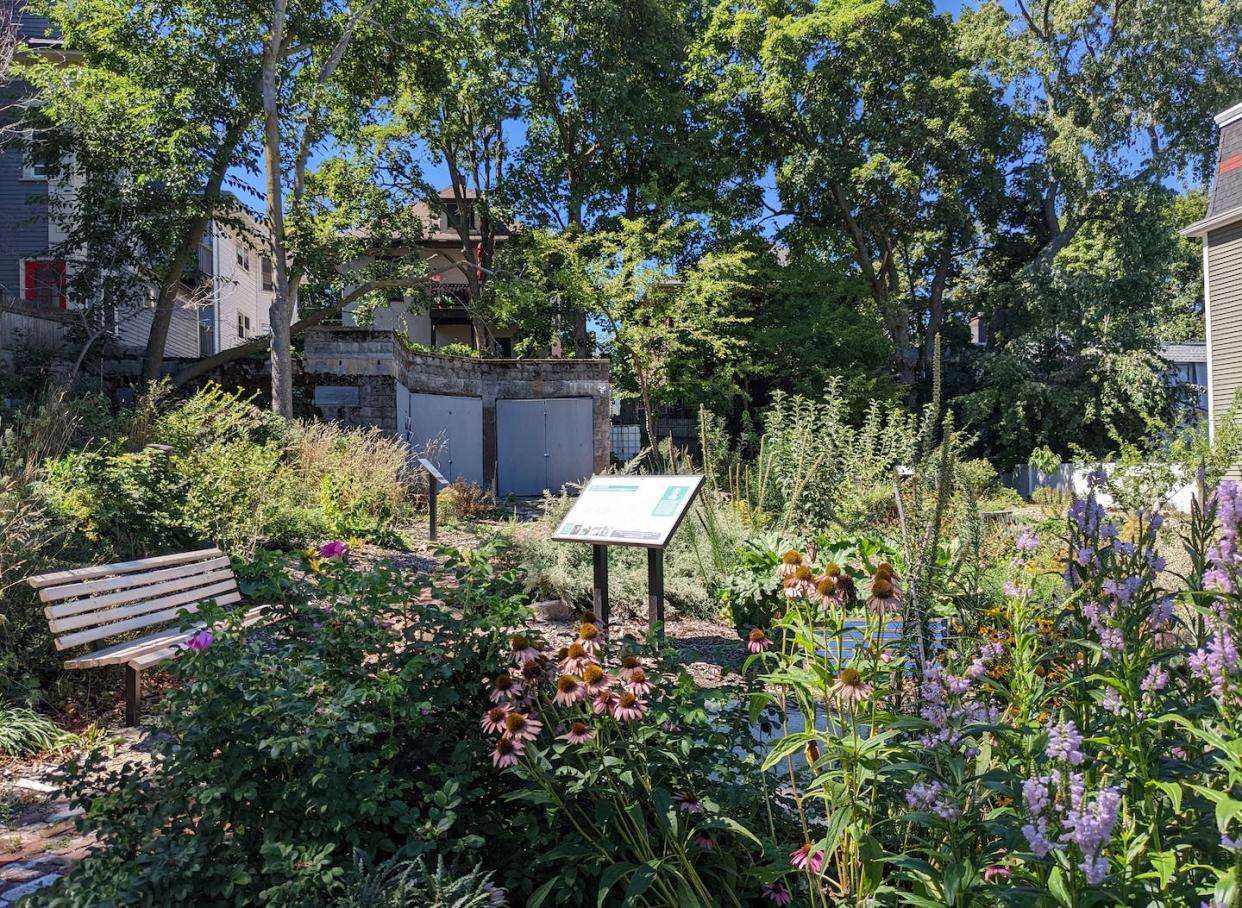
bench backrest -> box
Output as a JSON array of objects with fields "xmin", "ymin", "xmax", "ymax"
[{"xmin": 28, "ymin": 548, "xmax": 239, "ymax": 652}]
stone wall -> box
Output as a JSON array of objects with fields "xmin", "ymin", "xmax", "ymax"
[{"xmin": 303, "ymin": 327, "xmax": 612, "ymax": 485}]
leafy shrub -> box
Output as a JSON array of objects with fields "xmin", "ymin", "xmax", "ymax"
[
  {"xmin": 294, "ymin": 422, "xmax": 413, "ymax": 536},
  {"xmin": 41, "ymin": 448, "xmax": 193, "ymax": 557},
  {"xmin": 30, "ymin": 555, "xmax": 536, "ymax": 907}
]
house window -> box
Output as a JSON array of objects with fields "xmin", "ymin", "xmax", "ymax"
[
  {"xmin": 445, "ymin": 203, "xmax": 477, "ymax": 232},
  {"xmin": 238, "ymin": 314, "xmax": 251, "ymax": 339},
  {"xmin": 261, "ymin": 256, "xmax": 274, "ymax": 291},
  {"xmin": 236, "ymin": 245, "xmax": 251, "ymax": 272},
  {"xmin": 21, "ymin": 130, "xmax": 51, "ymax": 181},
  {"xmin": 21, "ymin": 260, "xmax": 67, "ymax": 308}
]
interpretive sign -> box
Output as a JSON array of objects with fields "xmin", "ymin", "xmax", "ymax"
[
  {"xmin": 419, "ymin": 458, "xmax": 448, "ymax": 541},
  {"xmin": 552, "ymin": 475, "xmax": 705, "ymax": 548},
  {"xmin": 552, "ymin": 475, "xmax": 705, "ymax": 640}
]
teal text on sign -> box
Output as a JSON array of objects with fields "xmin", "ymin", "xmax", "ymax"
[{"xmin": 651, "ymin": 485, "xmax": 689, "ymax": 517}]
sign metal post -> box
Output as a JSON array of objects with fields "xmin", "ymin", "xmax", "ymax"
[
  {"xmin": 419, "ymin": 458, "xmax": 448, "ymax": 542},
  {"xmin": 552, "ymin": 475, "xmax": 703, "ymax": 641}
]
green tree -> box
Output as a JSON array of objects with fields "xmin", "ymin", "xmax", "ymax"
[
  {"xmin": 959, "ymin": 0, "xmax": 1242, "ymax": 262},
  {"xmin": 21, "ymin": 0, "xmax": 266, "ymax": 383},
  {"xmin": 693, "ymin": 0, "xmax": 1012, "ymax": 388}
]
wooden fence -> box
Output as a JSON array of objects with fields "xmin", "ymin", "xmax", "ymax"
[{"xmin": 0, "ymin": 296, "xmax": 76, "ymax": 360}]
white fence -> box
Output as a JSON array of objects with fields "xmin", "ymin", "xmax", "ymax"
[{"xmin": 1008, "ymin": 462, "xmax": 1200, "ymax": 512}]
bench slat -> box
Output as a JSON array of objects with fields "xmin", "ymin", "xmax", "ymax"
[
  {"xmin": 48, "ymin": 579, "xmax": 239, "ymax": 634},
  {"xmin": 55, "ymin": 591, "xmax": 241, "ymax": 651},
  {"xmin": 45, "ymin": 568, "xmax": 238, "ymax": 619},
  {"xmin": 125, "ymin": 607, "xmax": 270, "ymax": 671},
  {"xmin": 39, "ymin": 555, "xmax": 231, "ymax": 603},
  {"xmin": 27, "ymin": 548, "xmax": 224, "ymax": 590},
  {"xmin": 63, "ymin": 604, "xmax": 267, "ymax": 670}
]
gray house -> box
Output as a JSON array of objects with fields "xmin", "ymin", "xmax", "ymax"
[{"xmin": 1184, "ymin": 102, "xmax": 1242, "ymax": 444}]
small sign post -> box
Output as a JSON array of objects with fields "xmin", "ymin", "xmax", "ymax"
[
  {"xmin": 552, "ymin": 475, "xmax": 704, "ymax": 639},
  {"xmin": 419, "ymin": 458, "xmax": 448, "ymax": 541}
]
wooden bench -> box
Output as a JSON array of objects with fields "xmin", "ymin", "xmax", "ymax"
[{"xmin": 27, "ymin": 547, "xmax": 268, "ymax": 726}]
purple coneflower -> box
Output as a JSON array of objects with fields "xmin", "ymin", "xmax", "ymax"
[
  {"xmin": 747, "ymin": 628, "xmax": 772, "ymax": 654},
  {"xmin": 762, "ymin": 883, "xmax": 792, "ymax": 906},
  {"xmin": 673, "ymin": 790, "xmax": 705, "ymax": 814},
  {"xmin": 492, "ymin": 736, "xmax": 523, "ymax": 769},
  {"xmin": 480, "ymin": 706, "xmax": 510, "ymax": 734},
  {"xmin": 593, "ymin": 691, "xmax": 616, "ymax": 715},
  {"xmin": 582, "ymin": 663, "xmax": 612, "ymax": 695},
  {"xmin": 778, "ymin": 550, "xmax": 803, "ymax": 578},
  {"xmin": 983, "ymin": 865, "xmax": 1011, "ymax": 883},
  {"xmin": 187, "ymin": 629, "xmax": 213, "ymax": 652},
  {"xmin": 612, "ymin": 691, "xmax": 646, "ymax": 722},
  {"xmin": 626, "ymin": 668, "xmax": 654, "ymax": 696},
  {"xmin": 554, "ymin": 674, "xmax": 586, "ymax": 706},
  {"xmin": 509, "ymin": 634, "xmax": 542, "ymax": 664},
  {"xmin": 693, "ymin": 834, "xmax": 715, "ymax": 850},
  {"xmin": 560, "ymin": 642, "xmax": 595, "ymax": 675},
  {"xmin": 830, "ymin": 667, "xmax": 873, "ymax": 705},
  {"xmin": 502, "ymin": 711, "xmax": 543, "ymax": 743},
  {"xmin": 789, "ymin": 842, "xmax": 824, "ymax": 874},
  {"xmin": 564, "ymin": 720, "xmax": 593, "ymax": 745},
  {"xmin": 577, "ymin": 622, "xmax": 603, "ymax": 653},
  {"xmin": 490, "ymin": 674, "xmax": 522, "ymax": 704},
  {"xmin": 620, "ymin": 655, "xmax": 645, "ymax": 682}
]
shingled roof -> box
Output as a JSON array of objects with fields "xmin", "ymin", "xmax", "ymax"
[{"xmin": 1183, "ymin": 102, "xmax": 1242, "ymax": 237}]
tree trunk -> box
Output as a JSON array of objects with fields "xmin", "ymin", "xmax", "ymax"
[
  {"xmin": 919, "ymin": 240, "xmax": 952, "ymax": 380},
  {"xmin": 141, "ymin": 123, "xmax": 246, "ymax": 383},
  {"xmin": 262, "ymin": 0, "xmax": 293, "ymax": 418}
]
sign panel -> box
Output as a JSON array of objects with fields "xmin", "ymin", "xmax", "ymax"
[
  {"xmin": 552, "ymin": 475, "xmax": 705, "ymax": 548},
  {"xmin": 314, "ymin": 385, "xmax": 360, "ymax": 408},
  {"xmin": 418, "ymin": 457, "xmax": 448, "ymax": 486}
]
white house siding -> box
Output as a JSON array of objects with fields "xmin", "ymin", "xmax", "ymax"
[{"xmin": 113, "ymin": 300, "xmax": 201, "ymax": 359}]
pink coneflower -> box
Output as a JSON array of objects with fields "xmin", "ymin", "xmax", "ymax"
[
  {"xmin": 520, "ymin": 657, "xmax": 549, "ymax": 686},
  {"xmin": 593, "ymin": 691, "xmax": 616, "ymax": 715},
  {"xmin": 694, "ymin": 834, "xmax": 715, "ymax": 850},
  {"xmin": 983, "ymin": 865, "xmax": 1011, "ymax": 883},
  {"xmin": 509, "ymin": 634, "xmax": 542, "ymax": 664},
  {"xmin": 502, "ymin": 711, "xmax": 543, "ymax": 743},
  {"xmin": 868, "ymin": 575, "xmax": 899, "ymax": 615},
  {"xmin": 492, "ymin": 736, "xmax": 523, "ymax": 769},
  {"xmin": 620, "ymin": 655, "xmax": 645, "ymax": 682},
  {"xmin": 576, "ymin": 622, "xmax": 603, "ymax": 653},
  {"xmin": 187, "ymin": 629, "xmax": 213, "ymax": 652},
  {"xmin": 762, "ymin": 883, "xmax": 792, "ymax": 906},
  {"xmin": 673, "ymin": 790, "xmax": 705, "ymax": 814},
  {"xmin": 563, "ymin": 720, "xmax": 594, "ymax": 745},
  {"xmin": 481, "ymin": 706, "xmax": 511, "ymax": 734},
  {"xmin": 612, "ymin": 691, "xmax": 647, "ymax": 722},
  {"xmin": 626, "ymin": 668, "xmax": 654, "ymax": 696},
  {"xmin": 560, "ymin": 642, "xmax": 595, "ymax": 675},
  {"xmin": 747, "ymin": 628, "xmax": 772, "ymax": 654},
  {"xmin": 777, "ymin": 550, "xmax": 803, "ymax": 578},
  {"xmin": 830, "ymin": 667, "xmax": 873, "ymax": 705},
  {"xmin": 790, "ymin": 842, "xmax": 824, "ymax": 874},
  {"xmin": 783, "ymin": 565, "xmax": 816, "ymax": 599},
  {"xmin": 581, "ymin": 663, "xmax": 612, "ymax": 695},
  {"xmin": 490, "ymin": 674, "xmax": 522, "ymax": 704},
  {"xmin": 554, "ymin": 674, "xmax": 586, "ymax": 706}
]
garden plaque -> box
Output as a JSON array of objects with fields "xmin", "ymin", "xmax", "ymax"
[{"xmin": 552, "ymin": 475, "xmax": 705, "ymax": 638}]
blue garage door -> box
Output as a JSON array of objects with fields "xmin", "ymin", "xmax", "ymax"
[
  {"xmin": 403, "ymin": 389, "xmax": 484, "ymax": 486},
  {"xmin": 496, "ymin": 398, "xmax": 594, "ymax": 496}
]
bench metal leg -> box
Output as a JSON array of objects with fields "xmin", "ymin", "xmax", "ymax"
[{"xmin": 125, "ymin": 666, "xmax": 141, "ymax": 727}]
